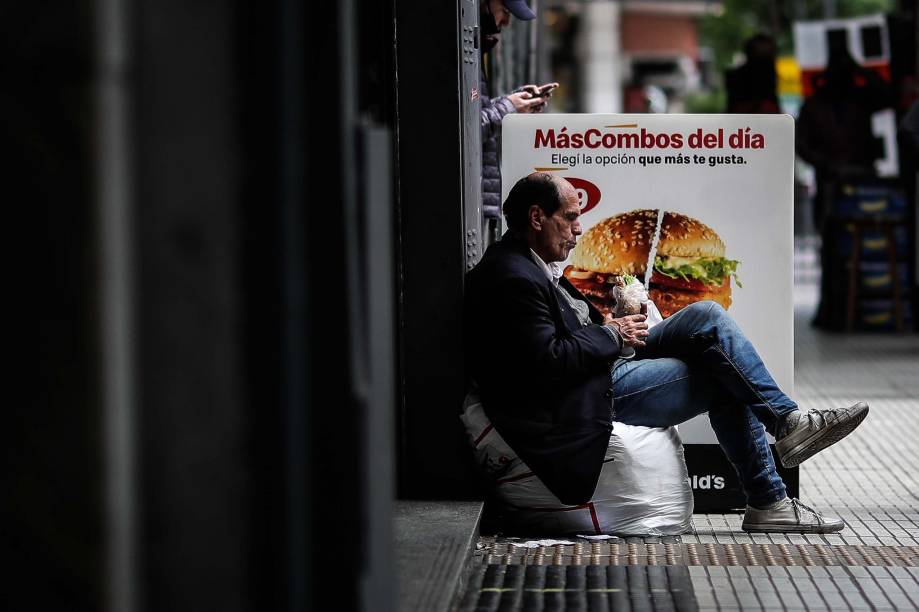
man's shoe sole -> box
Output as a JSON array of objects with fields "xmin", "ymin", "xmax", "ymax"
[
  {"xmin": 776, "ymin": 402, "xmax": 869, "ymax": 468},
  {"xmin": 741, "ymin": 522, "xmax": 844, "ymax": 534}
]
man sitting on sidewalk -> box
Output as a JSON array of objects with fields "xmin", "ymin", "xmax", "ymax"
[{"xmin": 464, "ymin": 172, "xmax": 869, "ymax": 533}]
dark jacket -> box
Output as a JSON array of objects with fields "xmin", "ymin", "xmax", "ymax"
[
  {"xmin": 480, "ymin": 69, "xmax": 516, "ymax": 219},
  {"xmin": 464, "ymin": 231, "xmax": 623, "ymax": 505},
  {"xmin": 725, "ymin": 63, "xmax": 779, "ymax": 113}
]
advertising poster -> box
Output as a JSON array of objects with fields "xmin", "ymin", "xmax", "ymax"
[{"xmin": 502, "ymin": 114, "xmax": 797, "ymax": 511}]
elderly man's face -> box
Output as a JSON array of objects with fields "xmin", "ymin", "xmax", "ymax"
[{"xmin": 533, "ymin": 181, "xmax": 582, "ymax": 263}]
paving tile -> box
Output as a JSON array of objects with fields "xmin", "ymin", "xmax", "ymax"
[
  {"xmin": 817, "ymin": 592, "xmax": 849, "ymax": 608},
  {"xmin": 735, "ymin": 592, "xmax": 762, "ymax": 606},
  {"xmin": 792, "ymin": 578, "xmax": 818, "ymax": 592},
  {"xmin": 866, "ymin": 565, "xmax": 892, "ymax": 577},
  {"xmin": 843, "ymin": 565, "xmax": 872, "ymax": 578},
  {"xmin": 831, "ymin": 577, "xmax": 860, "ymax": 593},
  {"xmin": 841, "ymin": 590, "xmax": 871, "ymax": 608},
  {"xmin": 778, "ymin": 589, "xmax": 806, "ymax": 608},
  {"xmin": 732, "ymin": 583, "xmax": 758, "ymax": 596},
  {"xmin": 824, "ymin": 565, "xmax": 850, "ymax": 578},
  {"xmin": 755, "ymin": 592, "xmax": 783, "ymax": 608},
  {"xmin": 709, "ymin": 578, "xmax": 732, "ymax": 591}
]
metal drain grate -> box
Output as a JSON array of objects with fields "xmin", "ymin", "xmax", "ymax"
[
  {"xmin": 457, "ymin": 563, "xmax": 699, "ymax": 612},
  {"xmin": 480, "ymin": 540, "xmax": 919, "ymax": 568}
]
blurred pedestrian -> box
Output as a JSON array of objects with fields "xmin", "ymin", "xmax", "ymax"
[
  {"xmin": 797, "ymin": 38, "xmax": 894, "ymax": 224},
  {"xmin": 479, "ymin": 0, "xmax": 558, "ymax": 240},
  {"xmin": 795, "ymin": 37, "xmax": 894, "ymax": 329},
  {"xmin": 725, "ymin": 33, "xmax": 780, "ymax": 114}
]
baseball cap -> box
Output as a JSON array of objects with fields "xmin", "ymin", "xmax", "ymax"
[{"xmin": 502, "ymin": 0, "xmax": 536, "ymax": 21}]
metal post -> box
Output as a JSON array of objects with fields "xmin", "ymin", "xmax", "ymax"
[{"xmin": 96, "ymin": 0, "xmax": 138, "ymax": 610}]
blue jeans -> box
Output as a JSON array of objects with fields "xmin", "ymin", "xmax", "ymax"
[{"xmin": 610, "ymin": 301, "xmax": 798, "ymax": 508}]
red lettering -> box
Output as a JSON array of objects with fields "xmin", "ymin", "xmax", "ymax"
[
  {"xmin": 584, "ymin": 128, "xmax": 602, "ymax": 148},
  {"xmin": 535, "ymin": 129, "xmax": 555, "ymax": 148},
  {"xmin": 688, "ymin": 128, "xmax": 703, "ymax": 148},
  {"xmin": 620, "ymin": 132, "xmax": 639, "ymax": 148}
]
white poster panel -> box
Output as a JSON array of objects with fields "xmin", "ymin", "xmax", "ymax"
[{"xmin": 501, "ymin": 114, "xmax": 795, "ymax": 447}]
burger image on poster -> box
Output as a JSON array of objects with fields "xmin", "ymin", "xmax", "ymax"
[
  {"xmin": 564, "ymin": 209, "xmax": 741, "ymax": 319},
  {"xmin": 649, "ymin": 212, "xmax": 741, "ymax": 318},
  {"xmin": 563, "ymin": 209, "xmax": 658, "ymax": 315}
]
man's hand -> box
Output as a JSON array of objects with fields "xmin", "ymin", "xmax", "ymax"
[
  {"xmin": 520, "ymin": 82, "xmax": 559, "ymax": 100},
  {"xmin": 604, "ymin": 313, "xmax": 650, "ymax": 348},
  {"xmin": 507, "ymin": 91, "xmax": 545, "ymax": 113}
]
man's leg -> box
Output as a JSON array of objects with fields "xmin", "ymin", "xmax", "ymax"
[
  {"xmin": 611, "ymin": 357, "xmax": 787, "ymax": 508},
  {"xmin": 637, "ymin": 301, "xmax": 868, "ymax": 470},
  {"xmin": 612, "ymin": 357, "xmax": 845, "ymax": 532},
  {"xmin": 636, "ymin": 301, "xmax": 797, "ymax": 436}
]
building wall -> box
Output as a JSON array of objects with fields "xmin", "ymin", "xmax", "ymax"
[{"xmin": 621, "ymin": 12, "xmax": 699, "ymax": 59}]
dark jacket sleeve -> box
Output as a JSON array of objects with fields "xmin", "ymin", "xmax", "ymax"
[
  {"xmin": 496, "ymin": 275, "xmax": 621, "ymax": 381},
  {"xmin": 481, "ymin": 95, "xmax": 516, "ymax": 141}
]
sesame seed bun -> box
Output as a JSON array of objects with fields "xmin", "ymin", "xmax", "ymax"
[
  {"xmin": 656, "ymin": 211, "xmax": 726, "ymax": 258},
  {"xmin": 568, "ymin": 209, "xmax": 659, "ymax": 276}
]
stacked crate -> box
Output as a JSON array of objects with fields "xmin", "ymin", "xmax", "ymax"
[{"xmin": 833, "ymin": 183, "xmax": 912, "ymax": 331}]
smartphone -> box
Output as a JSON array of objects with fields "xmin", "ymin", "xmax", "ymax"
[{"xmin": 536, "ymin": 83, "xmax": 558, "ymax": 97}]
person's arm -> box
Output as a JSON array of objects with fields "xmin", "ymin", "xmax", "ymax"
[
  {"xmin": 481, "ymin": 94, "xmax": 517, "ymax": 141},
  {"xmin": 481, "ymin": 85, "xmax": 546, "ymax": 140},
  {"xmin": 497, "ymin": 275, "xmax": 622, "ymax": 381}
]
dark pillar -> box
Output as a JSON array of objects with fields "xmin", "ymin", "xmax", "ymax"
[
  {"xmin": 395, "ymin": 0, "xmax": 484, "ymax": 500},
  {"xmin": 132, "ymin": 1, "xmax": 250, "ymax": 609}
]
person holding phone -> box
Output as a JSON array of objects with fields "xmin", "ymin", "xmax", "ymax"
[{"xmin": 479, "ymin": 0, "xmax": 558, "ymax": 238}]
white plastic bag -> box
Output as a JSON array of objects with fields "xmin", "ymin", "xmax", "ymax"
[
  {"xmin": 460, "ymin": 395, "xmax": 693, "ymax": 536},
  {"xmin": 587, "ymin": 423, "xmax": 693, "ymax": 535}
]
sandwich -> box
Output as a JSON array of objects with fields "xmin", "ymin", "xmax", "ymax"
[
  {"xmin": 562, "ymin": 209, "xmax": 658, "ymax": 315},
  {"xmin": 648, "ymin": 211, "xmax": 740, "ymax": 318}
]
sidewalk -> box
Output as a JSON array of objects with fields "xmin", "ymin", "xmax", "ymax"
[{"xmin": 460, "ymin": 248, "xmax": 919, "ymax": 611}]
